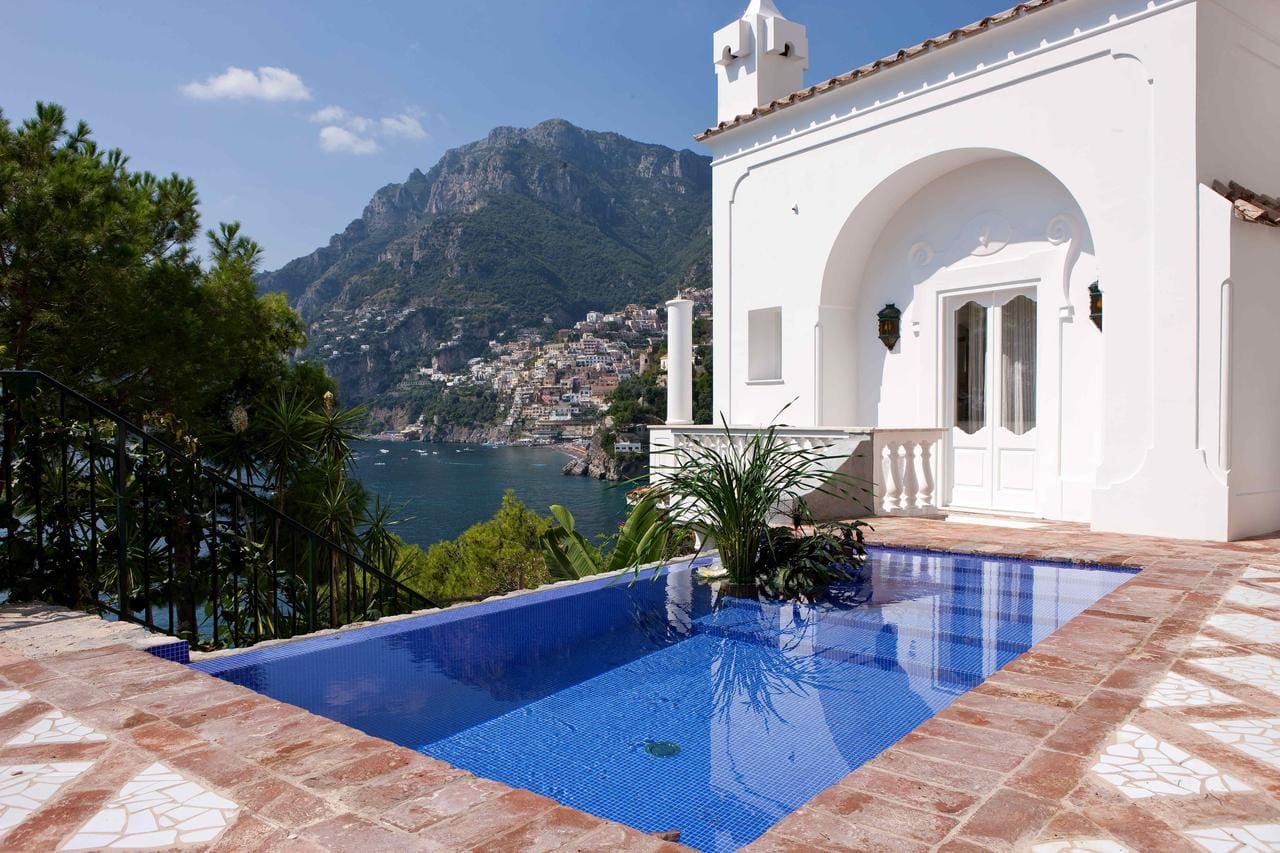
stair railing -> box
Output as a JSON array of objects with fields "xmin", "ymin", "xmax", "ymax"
[{"xmin": 0, "ymin": 370, "xmax": 436, "ymax": 650}]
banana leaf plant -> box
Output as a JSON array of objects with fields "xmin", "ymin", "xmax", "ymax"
[{"xmin": 540, "ymin": 492, "xmax": 670, "ymax": 581}]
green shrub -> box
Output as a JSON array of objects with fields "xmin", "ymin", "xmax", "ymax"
[{"xmin": 404, "ymin": 491, "xmax": 551, "ymax": 600}]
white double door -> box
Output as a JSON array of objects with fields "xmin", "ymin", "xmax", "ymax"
[{"xmin": 947, "ymin": 288, "xmax": 1039, "ymax": 514}]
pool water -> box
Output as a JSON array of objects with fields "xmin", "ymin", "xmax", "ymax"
[{"xmin": 194, "ymin": 548, "xmax": 1135, "ymax": 852}]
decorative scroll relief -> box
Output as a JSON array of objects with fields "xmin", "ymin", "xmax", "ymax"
[
  {"xmin": 1046, "ymin": 213, "xmax": 1078, "ymax": 245},
  {"xmin": 908, "ymin": 241, "xmax": 935, "ymax": 269},
  {"xmin": 1047, "ymin": 212, "xmax": 1083, "ymax": 318},
  {"xmin": 962, "ymin": 213, "xmax": 1013, "ymax": 258},
  {"xmin": 905, "ymin": 241, "xmax": 937, "ymax": 314}
]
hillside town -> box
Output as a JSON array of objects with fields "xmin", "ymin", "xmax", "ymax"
[{"xmin": 308, "ymin": 288, "xmax": 712, "ymax": 451}]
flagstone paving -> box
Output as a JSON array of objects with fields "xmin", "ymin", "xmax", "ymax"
[
  {"xmin": 0, "ymin": 516, "xmax": 1279, "ymax": 851},
  {"xmin": 746, "ymin": 518, "xmax": 1280, "ymax": 852},
  {"xmin": 0, "ymin": 645, "xmax": 676, "ymax": 852},
  {"xmin": 62, "ymin": 762, "xmax": 240, "ymax": 850},
  {"xmin": 1141, "ymin": 672, "xmax": 1239, "ymax": 709}
]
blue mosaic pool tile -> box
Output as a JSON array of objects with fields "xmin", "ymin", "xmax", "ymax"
[
  {"xmin": 145, "ymin": 640, "xmax": 189, "ymax": 665},
  {"xmin": 194, "ymin": 547, "xmax": 1134, "ymax": 853}
]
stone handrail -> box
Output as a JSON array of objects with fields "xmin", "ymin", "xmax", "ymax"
[
  {"xmin": 650, "ymin": 424, "xmax": 868, "ymax": 456},
  {"xmin": 648, "ymin": 425, "xmax": 947, "ymax": 519}
]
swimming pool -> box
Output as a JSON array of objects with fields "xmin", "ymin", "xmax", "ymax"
[{"xmin": 193, "ymin": 548, "xmax": 1135, "ymax": 852}]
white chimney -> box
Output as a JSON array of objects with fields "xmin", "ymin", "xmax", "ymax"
[{"xmin": 713, "ymin": 0, "xmax": 809, "ymax": 126}]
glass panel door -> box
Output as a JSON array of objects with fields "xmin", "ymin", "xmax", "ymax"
[
  {"xmin": 955, "ymin": 301, "xmax": 988, "ymax": 436},
  {"xmin": 950, "ymin": 300, "xmax": 994, "ymax": 510},
  {"xmin": 947, "ymin": 289, "xmax": 1039, "ymax": 514},
  {"xmin": 1000, "ymin": 295, "xmax": 1036, "ymax": 436}
]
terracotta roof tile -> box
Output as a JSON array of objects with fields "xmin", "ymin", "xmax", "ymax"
[
  {"xmin": 1212, "ymin": 180, "xmax": 1280, "ymax": 227},
  {"xmin": 696, "ymin": 0, "xmax": 1063, "ymax": 141}
]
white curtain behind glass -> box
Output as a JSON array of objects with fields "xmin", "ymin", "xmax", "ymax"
[
  {"xmin": 955, "ymin": 302, "xmax": 987, "ymax": 435},
  {"xmin": 1001, "ymin": 295, "xmax": 1037, "ymax": 436}
]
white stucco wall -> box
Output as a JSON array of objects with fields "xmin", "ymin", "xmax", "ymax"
[
  {"xmin": 1196, "ymin": 0, "xmax": 1280, "ymax": 539},
  {"xmin": 846, "ymin": 157, "xmax": 1102, "ymax": 521},
  {"xmin": 1227, "ymin": 216, "xmax": 1280, "ymax": 539},
  {"xmin": 702, "ymin": 0, "xmax": 1280, "ymax": 540}
]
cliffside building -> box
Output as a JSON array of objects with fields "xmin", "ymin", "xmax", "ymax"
[{"xmin": 656, "ymin": 0, "xmax": 1280, "ymax": 541}]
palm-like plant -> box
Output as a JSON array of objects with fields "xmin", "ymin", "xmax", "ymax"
[
  {"xmin": 312, "ymin": 391, "xmax": 364, "ymax": 470},
  {"xmin": 653, "ymin": 410, "xmax": 865, "ymax": 592},
  {"xmin": 257, "ymin": 392, "xmax": 319, "ymax": 508}
]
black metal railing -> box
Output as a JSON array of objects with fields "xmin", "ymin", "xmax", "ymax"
[{"xmin": 0, "ymin": 370, "xmax": 435, "ymax": 650}]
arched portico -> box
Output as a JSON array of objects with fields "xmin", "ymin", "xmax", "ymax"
[{"xmin": 815, "ymin": 152, "xmax": 1101, "ymax": 520}]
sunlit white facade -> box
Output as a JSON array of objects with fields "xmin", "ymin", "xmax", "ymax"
[{"xmin": 659, "ymin": 0, "xmax": 1280, "ymax": 542}]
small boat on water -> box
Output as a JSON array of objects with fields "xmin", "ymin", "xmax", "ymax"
[{"xmin": 378, "ymin": 449, "xmax": 390, "ymax": 455}]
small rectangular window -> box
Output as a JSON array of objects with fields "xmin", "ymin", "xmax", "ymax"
[{"xmin": 748, "ymin": 307, "xmax": 782, "ymax": 382}]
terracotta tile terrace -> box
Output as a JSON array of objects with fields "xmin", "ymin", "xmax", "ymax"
[{"xmin": 1, "ymin": 517, "xmax": 1279, "ymax": 851}]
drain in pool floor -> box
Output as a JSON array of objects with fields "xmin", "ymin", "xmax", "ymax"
[{"xmin": 645, "ymin": 740, "xmax": 681, "ymax": 757}]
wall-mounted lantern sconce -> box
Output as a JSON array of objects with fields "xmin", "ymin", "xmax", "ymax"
[
  {"xmin": 1088, "ymin": 282, "xmax": 1103, "ymax": 331},
  {"xmin": 877, "ymin": 303, "xmax": 902, "ymax": 351}
]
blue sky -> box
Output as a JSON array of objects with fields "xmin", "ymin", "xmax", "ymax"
[{"xmin": 2, "ymin": 1, "xmax": 1004, "ymax": 270}]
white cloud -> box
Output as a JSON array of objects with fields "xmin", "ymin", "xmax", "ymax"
[
  {"xmin": 319, "ymin": 125, "xmax": 379, "ymax": 155},
  {"xmin": 381, "ymin": 112, "xmax": 427, "ymax": 141},
  {"xmin": 346, "ymin": 115, "xmax": 376, "ymax": 135},
  {"xmin": 181, "ymin": 66, "xmax": 312, "ymax": 102},
  {"xmin": 309, "ymin": 105, "xmax": 348, "ymax": 123},
  {"xmin": 310, "ymin": 106, "xmax": 372, "ymax": 134},
  {"xmin": 313, "ymin": 106, "xmax": 429, "ymax": 154}
]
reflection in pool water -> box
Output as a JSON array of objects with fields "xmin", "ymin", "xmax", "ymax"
[{"xmin": 195, "ymin": 548, "xmax": 1134, "ymax": 852}]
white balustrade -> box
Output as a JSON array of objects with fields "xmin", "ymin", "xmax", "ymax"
[
  {"xmin": 648, "ymin": 425, "xmax": 947, "ymax": 520},
  {"xmin": 872, "ymin": 429, "xmax": 946, "ymax": 517},
  {"xmin": 651, "ymin": 425, "xmax": 865, "ymax": 470}
]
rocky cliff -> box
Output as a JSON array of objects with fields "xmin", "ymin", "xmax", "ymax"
[
  {"xmin": 562, "ymin": 433, "xmax": 647, "ymax": 482},
  {"xmin": 258, "ymin": 120, "xmax": 712, "ymax": 408}
]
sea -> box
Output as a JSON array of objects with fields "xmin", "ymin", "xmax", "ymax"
[{"xmin": 350, "ymin": 440, "xmax": 631, "ymax": 549}]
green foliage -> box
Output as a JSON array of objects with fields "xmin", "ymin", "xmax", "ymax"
[
  {"xmin": 757, "ymin": 515, "xmax": 870, "ymax": 601},
  {"xmin": 599, "ymin": 429, "xmax": 617, "ymax": 455},
  {"xmin": 652, "ymin": 409, "xmax": 867, "ymax": 593},
  {"xmin": 606, "ymin": 358, "xmax": 666, "ymax": 427},
  {"xmin": 693, "ymin": 343, "xmax": 713, "ymax": 426},
  {"xmin": 365, "ymin": 383, "xmax": 501, "ymax": 433},
  {"xmin": 401, "ymin": 491, "xmax": 550, "ymax": 601},
  {"xmin": 0, "ymin": 105, "xmax": 437, "ymax": 647},
  {"xmin": 539, "ymin": 492, "xmax": 670, "ymax": 581},
  {"xmin": 420, "ymin": 386, "xmax": 500, "ymax": 428},
  {"xmin": 0, "ymin": 377, "xmax": 429, "ymax": 649},
  {"xmin": 0, "ymin": 103, "xmax": 304, "ymax": 435}
]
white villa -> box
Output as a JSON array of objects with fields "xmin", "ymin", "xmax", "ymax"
[{"xmin": 655, "ymin": 0, "xmax": 1280, "ymax": 542}]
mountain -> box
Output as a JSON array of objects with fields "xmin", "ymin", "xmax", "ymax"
[{"xmin": 259, "ymin": 120, "xmax": 712, "ymax": 403}]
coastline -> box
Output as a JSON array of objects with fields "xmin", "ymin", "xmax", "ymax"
[{"xmin": 349, "ymin": 440, "xmax": 630, "ymax": 546}]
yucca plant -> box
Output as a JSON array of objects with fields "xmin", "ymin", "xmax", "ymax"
[{"xmin": 652, "ymin": 409, "xmax": 867, "ymax": 593}]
